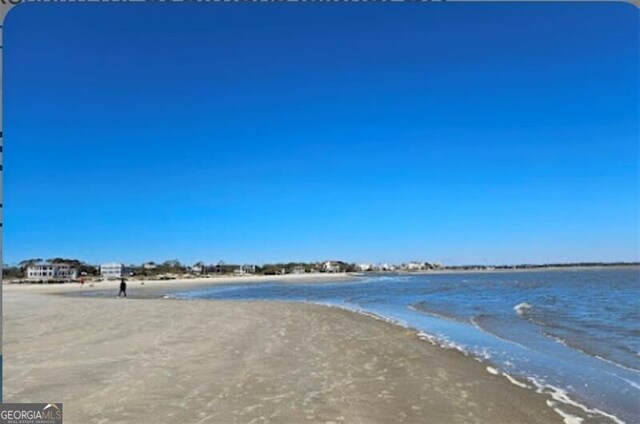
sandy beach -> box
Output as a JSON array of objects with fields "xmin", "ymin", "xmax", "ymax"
[
  {"xmin": 3, "ymin": 273, "xmax": 357, "ymax": 296},
  {"xmin": 3, "ymin": 276, "xmax": 564, "ymax": 424}
]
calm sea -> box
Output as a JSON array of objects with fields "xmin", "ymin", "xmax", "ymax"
[{"xmin": 167, "ymin": 267, "xmax": 640, "ymax": 424}]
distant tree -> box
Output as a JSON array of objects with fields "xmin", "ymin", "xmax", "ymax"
[
  {"xmin": 162, "ymin": 259, "xmax": 183, "ymax": 268},
  {"xmin": 344, "ymin": 263, "xmax": 357, "ymax": 273},
  {"xmin": 78, "ymin": 263, "xmax": 98, "ymax": 276},
  {"xmin": 3, "ymin": 266, "xmax": 23, "ymax": 279},
  {"xmin": 153, "ymin": 259, "xmax": 187, "ymax": 275},
  {"xmin": 49, "ymin": 257, "xmax": 72, "ymax": 264},
  {"xmin": 18, "ymin": 258, "xmax": 42, "ymax": 269},
  {"xmin": 46, "ymin": 258, "xmax": 98, "ymax": 275}
]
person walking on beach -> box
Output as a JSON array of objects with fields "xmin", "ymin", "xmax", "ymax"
[{"xmin": 118, "ymin": 278, "xmax": 127, "ymax": 298}]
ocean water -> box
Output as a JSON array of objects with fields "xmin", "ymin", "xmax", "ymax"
[{"xmin": 167, "ymin": 267, "xmax": 640, "ymax": 424}]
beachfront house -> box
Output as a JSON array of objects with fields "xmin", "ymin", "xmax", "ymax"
[
  {"xmin": 191, "ymin": 263, "xmax": 206, "ymax": 275},
  {"xmin": 241, "ymin": 264, "xmax": 256, "ymax": 274},
  {"xmin": 355, "ymin": 263, "xmax": 372, "ymax": 272},
  {"xmin": 404, "ymin": 261, "xmax": 427, "ymax": 271},
  {"xmin": 26, "ymin": 262, "xmax": 78, "ymax": 281},
  {"xmin": 291, "ymin": 266, "xmax": 306, "ymax": 274},
  {"xmin": 372, "ymin": 263, "xmax": 395, "ymax": 272},
  {"xmin": 100, "ymin": 263, "xmax": 130, "ymax": 279},
  {"xmin": 233, "ymin": 264, "xmax": 257, "ymax": 275},
  {"xmin": 322, "ymin": 261, "xmax": 341, "ymax": 273}
]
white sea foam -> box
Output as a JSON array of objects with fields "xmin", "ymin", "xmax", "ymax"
[
  {"xmin": 486, "ymin": 366, "xmax": 499, "ymax": 375},
  {"xmin": 313, "ymin": 301, "xmax": 476, "ymax": 358},
  {"xmin": 310, "ymin": 300, "xmax": 627, "ymax": 424},
  {"xmin": 546, "ymin": 400, "xmax": 584, "ymax": 424},
  {"xmin": 546, "ymin": 333, "xmax": 569, "ymax": 347},
  {"xmin": 485, "ymin": 366, "xmax": 530, "ymax": 389},
  {"xmin": 514, "ymin": 302, "xmax": 533, "ymax": 316},
  {"xmin": 529, "ymin": 378, "xmax": 625, "ymax": 424},
  {"xmin": 503, "ymin": 372, "xmax": 530, "ymax": 389},
  {"xmin": 476, "ymin": 347, "xmax": 492, "ymax": 361},
  {"xmin": 416, "ymin": 332, "xmax": 471, "ymax": 356},
  {"xmin": 311, "ymin": 301, "xmax": 413, "ymax": 333}
]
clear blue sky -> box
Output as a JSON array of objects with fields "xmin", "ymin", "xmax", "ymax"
[{"xmin": 4, "ymin": 2, "xmax": 638, "ymax": 266}]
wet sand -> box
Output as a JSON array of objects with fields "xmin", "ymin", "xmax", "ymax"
[{"xmin": 3, "ymin": 281, "xmax": 563, "ymax": 424}]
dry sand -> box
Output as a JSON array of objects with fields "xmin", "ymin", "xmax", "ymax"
[{"xmin": 3, "ymin": 276, "xmax": 564, "ymax": 424}]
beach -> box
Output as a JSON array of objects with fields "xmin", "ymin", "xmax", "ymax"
[{"xmin": 1, "ymin": 275, "xmax": 566, "ymax": 424}]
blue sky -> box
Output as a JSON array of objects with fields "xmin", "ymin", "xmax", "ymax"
[{"xmin": 4, "ymin": 2, "xmax": 638, "ymax": 266}]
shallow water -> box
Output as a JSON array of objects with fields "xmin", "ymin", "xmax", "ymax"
[{"xmin": 168, "ymin": 267, "xmax": 640, "ymax": 424}]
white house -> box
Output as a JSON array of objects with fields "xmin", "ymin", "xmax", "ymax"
[
  {"xmin": 355, "ymin": 263, "xmax": 372, "ymax": 272},
  {"xmin": 233, "ymin": 265, "xmax": 257, "ymax": 275},
  {"xmin": 322, "ymin": 261, "xmax": 341, "ymax": 273},
  {"xmin": 291, "ymin": 266, "xmax": 306, "ymax": 275},
  {"xmin": 26, "ymin": 262, "xmax": 78, "ymax": 281},
  {"xmin": 405, "ymin": 261, "xmax": 426, "ymax": 271},
  {"xmin": 241, "ymin": 264, "xmax": 256, "ymax": 274},
  {"xmin": 100, "ymin": 263, "xmax": 129, "ymax": 279},
  {"xmin": 373, "ymin": 263, "xmax": 395, "ymax": 272}
]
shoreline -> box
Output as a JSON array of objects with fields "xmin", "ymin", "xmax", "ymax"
[
  {"xmin": 312, "ymin": 301, "xmax": 627, "ymax": 424},
  {"xmin": 2, "ymin": 272, "xmax": 357, "ymax": 296},
  {"xmin": 3, "ymin": 283, "xmax": 571, "ymax": 424},
  {"xmin": 398, "ymin": 264, "xmax": 640, "ymax": 275},
  {"xmin": 5, "ymin": 263, "xmax": 637, "ymax": 290},
  {"xmin": 5, "ymin": 263, "xmax": 638, "ymax": 296},
  {"xmin": 6, "ymin": 268, "xmax": 635, "ymax": 423}
]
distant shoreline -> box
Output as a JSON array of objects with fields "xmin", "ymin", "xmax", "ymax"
[
  {"xmin": 401, "ymin": 263, "xmax": 640, "ymax": 275},
  {"xmin": 4, "ymin": 264, "xmax": 638, "ymax": 289}
]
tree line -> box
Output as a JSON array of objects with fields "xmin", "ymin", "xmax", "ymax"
[{"xmin": 2, "ymin": 258, "xmax": 359, "ymax": 278}]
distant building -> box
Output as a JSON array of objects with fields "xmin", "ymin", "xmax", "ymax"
[
  {"xmin": 291, "ymin": 266, "xmax": 306, "ymax": 275},
  {"xmin": 100, "ymin": 263, "xmax": 129, "ymax": 279},
  {"xmin": 143, "ymin": 262, "xmax": 157, "ymax": 270},
  {"xmin": 355, "ymin": 263, "xmax": 372, "ymax": 272},
  {"xmin": 234, "ymin": 265, "xmax": 256, "ymax": 275},
  {"xmin": 404, "ymin": 261, "xmax": 426, "ymax": 271},
  {"xmin": 26, "ymin": 262, "xmax": 78, "ymax": 281},
  {"xmin": 241, "ymin": 264, "xmax": 256, "ymax": 274},
  {"xmin": 322, "ymin": 261, "xmax": 341, "ymax": 273},
  {"xmin": 191, "ymin": 263, "xmax": 206, "ymax": 274},
  {"xmin": 372, "ymin": 263, "xmax": 394, "ymax": 272}
]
